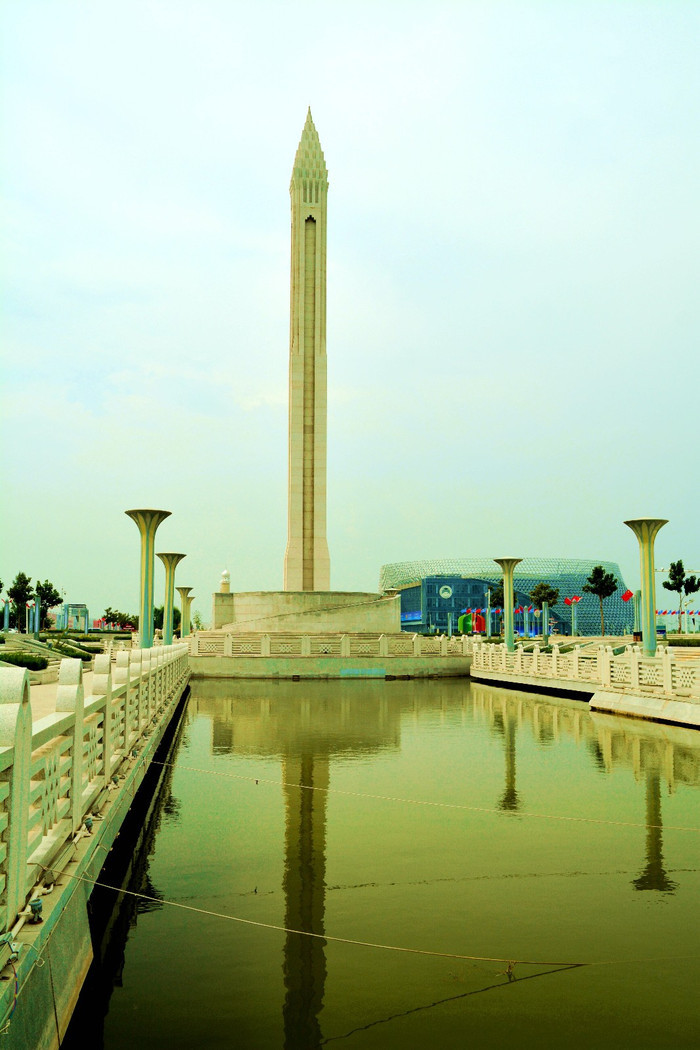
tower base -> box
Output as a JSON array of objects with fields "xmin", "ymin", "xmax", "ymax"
[{"xmin": 211, "ymin": 590, "xmax": 400, "ymax": 634}]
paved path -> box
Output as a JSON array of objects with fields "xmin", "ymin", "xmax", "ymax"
[{"xmin": 31, "ymin": 671, "xmax": 94, "ymax": 722}]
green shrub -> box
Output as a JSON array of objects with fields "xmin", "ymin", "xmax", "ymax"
[
  {"xmin": 0, "ymin": 652, "xmax": 49, "ymax": 671},
  {"xmin": 0, "ymin": 636, "xmax": 5, "ymax": 645},
  {"xmin": 667, "ymin": 636, "xmax": 700, "ymax": 647},
  {"xmin": 54, "ymin": 644, "xmax": 92, "ymax": 663}
]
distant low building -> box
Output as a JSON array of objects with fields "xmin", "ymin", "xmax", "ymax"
[
  {"xmin": 56, "ymin": 603, "xmax": 90, "ymax": 632},
  {"xmin": 379, "ymin": 557, "xmax": 633, "ymax": 636}
]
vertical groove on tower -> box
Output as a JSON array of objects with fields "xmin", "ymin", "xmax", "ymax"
[{"xmin": 302, "ymin": 218, "xmax": 316, "ymax": 590}]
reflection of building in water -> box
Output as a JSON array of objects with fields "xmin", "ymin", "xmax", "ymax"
[
  {"xmin": 282, "ymin": 754, "xmax": 328, "ymax": 1049},
  {"xmin": 471, "ymin": 683, "xmax": 700, "ymax": 895},
  {"xmin": 189, "ymin": 678, "xmax": 409, "ymax": 1048}
]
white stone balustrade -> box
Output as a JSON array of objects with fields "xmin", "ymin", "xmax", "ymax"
[
  {"xmin": 0, "ymin": 644, "xmax": 189, "ymax": 934},
  {"xmin": 188, "ymin": 632, "xmax": 474, "ymax": 660},
  {"xmin": 471, "ymin": 641, "xmax": 700, "ymax": 703}
]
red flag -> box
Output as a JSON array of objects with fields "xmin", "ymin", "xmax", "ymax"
[
  {"xmin": 621, "ymin": 589, "xmax": 633, "ymax": 602},
  {"xmin": 564, "ymin": 597, "xmax": 572, "ymax": 606}
]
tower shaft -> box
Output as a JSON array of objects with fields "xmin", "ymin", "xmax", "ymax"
[{"xmin": 284, "ymin": 111, "xmax": 331, "ymax": 591}]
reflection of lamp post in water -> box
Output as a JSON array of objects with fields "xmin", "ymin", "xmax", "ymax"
[
  {"xmin": 632, "ymin": 772, "xmax": 677, "ymax": 893},
  {"xmin": 493, "ymin": 706, "xmax": 520, "ymax": 812}
]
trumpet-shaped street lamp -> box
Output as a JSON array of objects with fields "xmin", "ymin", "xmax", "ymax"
[
  {"xmin": 158, "ymin": 553, "xmax": 186, "ymax": 645},
  {"xmin": 125, "ymin": 509, "xmax": 171, "ymax": 649},
  {"xmin": 176, "ymin": 586, "xmax": 193, "ymax": 638},
  {"xmin": 494, "ymin": 558, "xmax": 522, "ymax": 653},
  {"xmin": 624, "ymin": 518, "xmax": 668, "ymax": 658}
]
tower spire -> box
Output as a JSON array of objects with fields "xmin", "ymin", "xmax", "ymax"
[
  {"xmin": 291, "ymin": 109, "xmax": 328, "ymax": 193},
  {"xmin": 284, "ymin": 112, "xmax": 331, "ymax": 591}
]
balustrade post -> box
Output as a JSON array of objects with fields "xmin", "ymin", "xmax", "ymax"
[
  {"xmin": 91, "ymin": 655, "xmax": 114, "ymax": 782},
  {"xmin": 440, "ymin": 635, "xmax": 448, "ymax": 656},
  {"xmin": 141, "ymin": 650, "xmax": 153, "ymax": 723},
  {"xmin": 601, "ymin": 646, "xmax": 613, "ymax": 688},
  {"xmin": 379, "ymin": 634, "xmax": 389, "ymax": 658},
  {"xmin": 56, "ymin": 658, "xmax": 85, "ymax": 833},
  {"xmin": 514, "ymin": 645, "xmax": 523, "ymax": 673},
  {"xmin": 630, "ymin": 646, "xmax": 640, "ymax": 690},
  {"xmin": 115, "ymin": 651, "xmax": 134, "ymax": 751},
  {"xmin": 661, "ymin": 647, "xmax": 674, "ymax": 695},
  {"xmin": 261, "ymin": 634, "xmax": 271, "ymax": 657},
  {"xmin": 0, "ymin": 668, "xmax": 32, "ymax": 932},
  {"xmin": 224, "ymin": 634, "xmax": 234, "ymax": 657},
  {"xmin": 532, "ymin": 645, "xmax": 540, "ymax": 675},
  {"xmin": 551, "ymin": 644, "xmax": 560, "ymax": 677},
  {"xmin": 572, "ymin": 645, "xmax": 580, "ymax": 680},
  {"xmin": 301, "ymin": 635, "xmax": 311, "ymax": 657},
  {"xmin": 130, "ymin": 650, "xmax": 145, "ymax": 734}
]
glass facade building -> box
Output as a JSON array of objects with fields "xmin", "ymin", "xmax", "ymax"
[{"xmin": 380, "ymin": 557, "xmax": 633, "ymax": 636}]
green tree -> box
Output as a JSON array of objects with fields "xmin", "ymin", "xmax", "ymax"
[
  {"xmin": 582, "ymin": 565, "xmax": 618, "ymax": 637},
  {"xmin": 662, "ymin": 560, "xmax": 700, "ymax": 633},
  {"xmin": 530, "ymin": 582, "xmax": 559, "ymax": 609},
  {"xmin": 8, "ymin": 573, "xmax": 35, "ymax": 633},
  {"xmin": 153, "ymin": 606, "xmax": 181, "ymax": 631},
  {"xmin": 191, "ymin": 610, "xmax": 204, "ymax": 631},
  {"xmin": 35, "ymin": 580, "xmax": 62, "ymax": 629},
  {"xmin": 490, "ymin": 580, "xmax": 504, "ymax": 608}
]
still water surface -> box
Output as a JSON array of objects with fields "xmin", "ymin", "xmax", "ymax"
[{"xmin": 65, "ymin": 678, "xmax": 700, "ymax": 1048}]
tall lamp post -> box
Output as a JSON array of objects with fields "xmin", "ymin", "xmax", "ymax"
[
  {"xmin": 125, "ymin": 509, "xmax": 171, "ymax": 649},
  {"xmin": 158, "ymin": 553, "xmax": 186, "ymax": 646},
  {"xmin": 624, "ymin": 518, "xmax": 668, "ymax": 658},
  {"xmin": 494, "ymin": 558, "xmax": 522, "ymax": 653},
  {"xmin": 177, "ymin": 586, "xmax": 193, "ymax": 638}
]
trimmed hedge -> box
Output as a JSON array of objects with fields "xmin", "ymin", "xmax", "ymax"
[
  {"xmin": 667, "ymin": 636, "xmax": 700, "ymax": 647},
  {"xmin": 54, "ymin": 644, "xmax": 92, "ymax": 663},
  {"xmin": 0, "ymin": 652, "xmax": 49, "ymax": 671}
]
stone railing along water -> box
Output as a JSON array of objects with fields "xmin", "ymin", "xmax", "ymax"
[
  {"xmin": 0, "ymin": 643, "xmax": 189, "ymax": 935},
  {"xmin": 188, "ymin": 631, "xmax": 473, "ymax": 659},
  {"xmin": 472, "ymin": 641, "xmax": 700, "ymax": 701}
]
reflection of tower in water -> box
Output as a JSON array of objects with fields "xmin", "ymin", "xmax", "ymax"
[
  {"xmin": 282, "ymin": 755, "xmax": 328, "ymax": 1050},
  {"xmin": 632, "ymin": 772, "xmax": 677, "ymax": 894}
]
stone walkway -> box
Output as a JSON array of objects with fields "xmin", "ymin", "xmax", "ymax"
[{"xmin": 31, "ymin": 671, "xmax": 94, "ymax": 722}]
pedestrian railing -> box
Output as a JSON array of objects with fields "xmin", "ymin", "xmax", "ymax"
[
  {"xmin": 0, "ymin": 644, "xmax": 189, "ymax": 933},
  {"xmin": 472, "ymin": 641, "xmax": 700, "ymax": 701},
  {"xmin": 188, "ymin": 631, "xmax": 473, "ymax": 659}
]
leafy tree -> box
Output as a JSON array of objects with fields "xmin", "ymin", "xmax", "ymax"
[
  {"xmin": 662, "ymin": 560, "xmax": 700, "ymax": 633},
  {"xmin": 530, "ymin": 582, "xmax": 559, "ymax": 609},
  {"xmin": 191, "ymin": 610, "xmax": 204, "ymax": 631},
  {"xmin": 103, "ymin": 608, "xmax": 138, "ymax": 629},
  {"xmin": 35, "ymin": 580, "xmax": 62, "ymax": 629},
  {"xmin": 8, "ymin": 573, "xmax": 35, "ymax": 633},
  {"xmin": 153, "ymin": 606, "xmax": 181, "ymax": 631},
  {"xmin": 489, "ymin": 580, "xmax": 504, "ymax": 609},
  {"xmin": 582, "ymin": 565, "xmax": 618, "ymax": 636}
]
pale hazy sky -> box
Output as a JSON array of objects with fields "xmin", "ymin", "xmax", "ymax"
[{"xmin": 2, "ymin": 0, "xmax": 699, "ymax": 625}]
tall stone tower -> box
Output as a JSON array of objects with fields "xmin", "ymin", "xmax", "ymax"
[{"xmin": 284, "ymin": 110, "xmax": 331, "ymax": 591}]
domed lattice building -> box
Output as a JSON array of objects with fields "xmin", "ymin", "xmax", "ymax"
[{"xmin": 379, "ymin": 557, "xmax": 632, "ymax": 636}]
